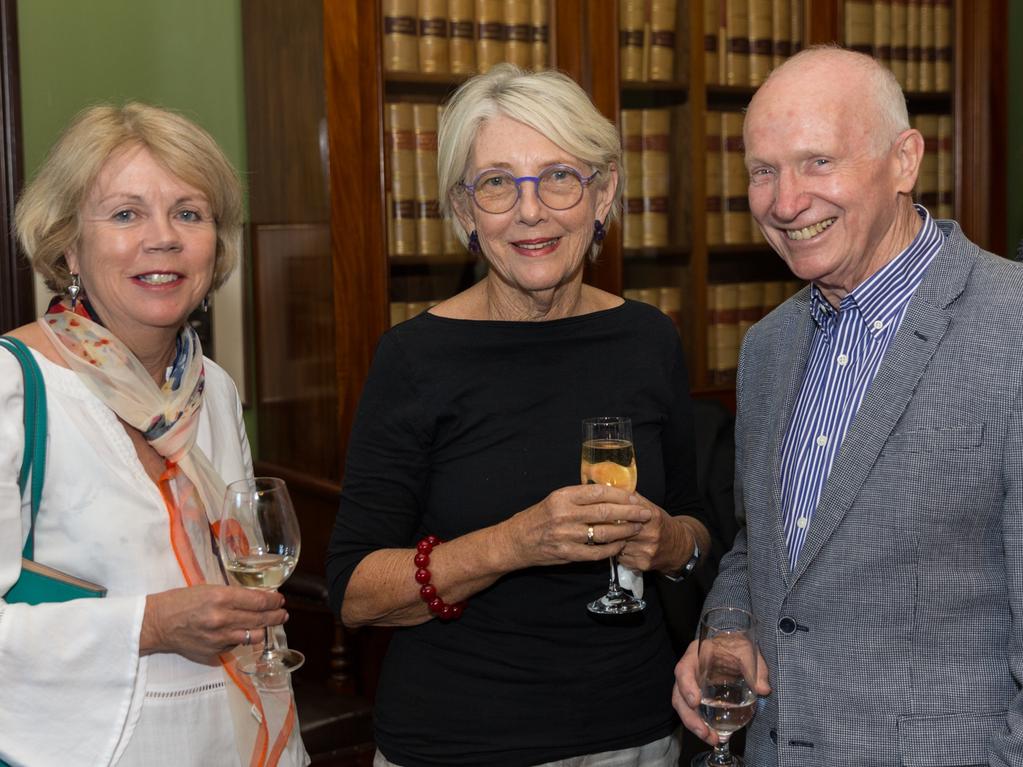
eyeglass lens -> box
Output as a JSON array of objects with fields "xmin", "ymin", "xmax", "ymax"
[{"xmin": 472, "ymin": 167, "xmax": 586, "ymax": 214}]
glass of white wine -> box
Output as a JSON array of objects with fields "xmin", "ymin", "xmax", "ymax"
[
  {"xmin": 580, "ymin": 416, "xmax": 645, "ymax": 615},
  {"xmin": 219, "ymin": 476, "xmax": 304, "ymax": 677},
  {"xmin": 692, "ymin": 607, "xmax": 758, "ymax": 767}
]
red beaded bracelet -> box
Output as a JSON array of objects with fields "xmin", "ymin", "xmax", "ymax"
[{"xmin": 414, "ymin": 535, "xmax": 466, "ymax": 621}]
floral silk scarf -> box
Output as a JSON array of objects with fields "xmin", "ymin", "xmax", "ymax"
[{"xmin": 39, "ymin": 301, "xmax": 296, "ymax": 767}]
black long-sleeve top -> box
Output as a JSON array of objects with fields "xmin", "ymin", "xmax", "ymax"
[{"xmin": 327, "ymin": 300, "xmax": 705, "ymax": 767}]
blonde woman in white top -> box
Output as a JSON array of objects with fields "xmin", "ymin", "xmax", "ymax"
[{"xmin": 0, "ymin": 103, "xmax": 308, "ymax": 767}]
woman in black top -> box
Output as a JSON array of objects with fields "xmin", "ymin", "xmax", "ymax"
[{"xmin": 327, "ymin": 64, "xmax": 709, "ymax": 767}]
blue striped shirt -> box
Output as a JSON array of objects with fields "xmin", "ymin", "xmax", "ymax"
[{"xmin": 779, "ymin": 206, "xmax": 943, "ymax": 568}]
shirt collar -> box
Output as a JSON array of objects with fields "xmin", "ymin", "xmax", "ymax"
[{"xmin": 809, "ymin": 205, "xmax": 942, "ymax": 335}]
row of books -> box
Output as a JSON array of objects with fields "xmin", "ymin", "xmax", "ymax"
[
  {"xmin": 619, "ymin": 0, "xmax": 679, "ymax": 82},
  {"xmin": 845, "ymin": 0, "xmax": 952, "ymax": 93},
  {"xmin": 382, "ymin": 0, "xmax": 549, "ymax": 75},
  {"xmin": 390, "ymin": 300, "xmax": 441, "ymax": 326},
  {"xmin": 705, "ymin": 110, "xmax": 765, "ymax": 247},
  {"xmin": 704, "ymin": 0, "xmax": 805, "ymax": 88},
  {"xmin": 620, "ymin": 108, "xmax": 677, "ymax": 250},
  {"xmin": 385, "ymin": 101, "xmax": 465, "ymax": 258},
  {"xmin": 623, "ymin": 286, "xmax": 684, "ymax": 335},
  {"xmin": 707, "ymin": 280, "xmax": 804, "ymax": 382},
  {"xmin": 912, "ymin": 113, "xmax": 954, "ymax": 219}
]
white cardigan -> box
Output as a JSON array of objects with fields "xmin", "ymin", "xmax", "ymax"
[{"xmin": 0, "ymin": 349, "xmax": 308, "ymax": 767}]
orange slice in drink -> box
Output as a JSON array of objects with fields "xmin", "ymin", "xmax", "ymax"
[{"xmin": 583, "ymin": 460, "xmax": 637, "ymax": 490}]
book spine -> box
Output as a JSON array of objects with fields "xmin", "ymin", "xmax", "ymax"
[
  {"xmin": 771, "ymin": 0, "xmax": 791, "ymax": 70},
  {"xmin": 708, "ymin": 283, "xmax": 739, "ymax": 384},
  {"xmin": 918, "ymin": 0, "xmax": 934, "ymax": 92},
  {"xmin": 658, "ymin": 285, "xmax": 684, "ymax": 338},
  {"xmin": 705, "ymin": 0, "xmax": 721, "ymax": 85},
  {"xmin": 413, "ymin": 104, "xmax": 443, "ymax": 256},
  {"xmin": 872, "ymin": 0, "xmax": 892, "ymax": 71},
  {"xmin": 476, "ymin": 0, "xmax": 506, "ymax": 73},
  {"xmin": 789, "ymin": 0, "xmax": 802, "ymax": 55},
  {"xmin": 889, "ymin": 0, "xmax": 908, "ymax": 87},
  {"xmin": 649, "ymin": 0, "xmax": 678, "ymax": 82},
  {"xmin": 936, "ymin": 114, "xmax": 953, "ymax": 219},
  {"xmin": 504, "ymin": 0, "xmax": 532, "ymax": 68},
  {"xmin": 722, "ymin": 111, "xmax": 749, "ymax": 245},
  {"xmin": 386, "ymin": 102, "xmax": 418, "ymax": 257},
  {"xmin": 641, "ymin": 108, "xmax": 671, "ymax": 248},
  {"xmin": 913, "ymin": 114, "xmax": 939, "ymax": 212},
  {"xmin": 383, "ymin": 0, "xmax": 420, "ymax": 73},
  {"xmin": 621, "ymin": 109, "xmax": 645, "ymax": 250},
  {"xmin": 748, "ymin": 0, "xmax": 773, "ymax": 86},
  {"xmin": 760, "ymin": 280, "xmax": 785, "ymax": 318},
  {"xmin": 705, "ymin": 110, "xmax": 724, "ymax": 247},
  {"xmin": 390, "ymin": 302, "xmax": 409, "ymax": 327},
  {"xmin": 844, "ymin": 0, "xmax": 873, "ymax": 55},
  {"xmin": 736, "ymin": 281, "xmax": 764, "ymax": 343},
  {"xmin": 620, "ymin": 0, "xmax": 646, "ymax": 81},
  {"xmin": 448, "ymin": 0, "xmax": 477, "ymax": 74},
  {"xmin": 725, "ymin": 0, "xmax": 751, "ymax": 86},
  {"xmin": 418, "ymin": 0, "xmax": 450, "ymax": 73},
  {"xmin": 905, "ymin": 0, "xmax": 920, "ymax": 91},
  {"xmin": 531, "ymin": 0, "xmax": 549, "ymax": 69},
  {"xmin": 933, "ymin": 0, "xmax": 952, "ymax": 92}
]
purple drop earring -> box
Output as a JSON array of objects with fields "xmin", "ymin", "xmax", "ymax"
[
  {"xmin": 468, "ymin": 230, "xmax": 481, "ymax": 254},
  {"xmin": 593, "ymin": 219, "xmax": 607, "ymax": 243}
]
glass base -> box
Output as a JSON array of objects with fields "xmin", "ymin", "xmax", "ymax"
[
  {"xmin": 691, "ymin": 750, "xmax": 743, "ymax": 767},
  {"xmin": 236, "ymin": 648, "xmax": 305, "ymax": 677},
  {"xmin": 587, "ymin": 590, "xmax": 646, "ymax": 615}
]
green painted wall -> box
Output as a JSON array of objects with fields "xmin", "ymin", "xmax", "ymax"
[
  {"xmin": 1009, "ymin": 2, "xmax": 1023, "ymax": 260},
  {"xmin": 18, "ymin": 0, "xmax": 246, "ymax": 179},
  {"xmin": 17, "ymin": 0, "xmax": 258, "ymax": 451}
]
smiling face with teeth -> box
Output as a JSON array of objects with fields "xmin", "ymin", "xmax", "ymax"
[
  {"xmin": 66, "ymin": 143, "xmax": 217, "ymax": 371},
  {"xmin": 453, "ymin": 115, "xmax": 617, "ymax": 317},
  {"xmin": 744, "ymin": 50, "xmax": 925, "ymax": 307}
]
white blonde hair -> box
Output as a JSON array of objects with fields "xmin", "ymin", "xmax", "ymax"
[{"xmin": 438, "ymin": 64, "xmax": 622, "ymax": 259}]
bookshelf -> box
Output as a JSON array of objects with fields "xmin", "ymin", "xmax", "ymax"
[{"xmin": 241, "ymin": 0, "xmax": 1007, "ymax": 730}]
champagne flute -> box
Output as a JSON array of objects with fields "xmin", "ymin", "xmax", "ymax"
[
  {"xmin": 580, "ymin": 416, "xmax": 645, "ymax": 614},
  {"xmin": 692, "ymin": 607, "xmax": 758, "ymax": 767},
  {"xmin": 219, "ymin": 476, "xmax": 305, "ymax": 677}
]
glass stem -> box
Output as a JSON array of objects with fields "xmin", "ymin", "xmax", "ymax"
[
  {"xmin": 707, "ymin": 738, "xmax": 733, "ymax": 766},
  {"xmin": 607, "ymin": 555, "xmax": 624, "ymax": 594},
  {"xmin": 261, "ymin": 625, "xmax": 276, "ymax": 662}
]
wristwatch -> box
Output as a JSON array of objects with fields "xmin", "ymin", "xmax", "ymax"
[{"xmin": 663, "ymin": 539, "xmax": 701, "ymax": 583}]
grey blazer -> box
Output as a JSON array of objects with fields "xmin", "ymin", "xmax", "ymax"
[{"xmin": 705, "ymin": 222, "xmax": 1023, "ymax": 766}]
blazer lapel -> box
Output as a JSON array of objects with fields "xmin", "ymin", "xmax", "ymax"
[
  {"xmin": 788, "ymin": 226, "xmax": 972, "ymax": 585},
  {"xmin": 763, "ymin": 293, "xmax": 816, "ymax": 591}
]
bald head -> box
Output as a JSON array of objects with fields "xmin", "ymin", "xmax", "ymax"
[{"xmin": 750, "ymin": 47, "xmax": 910, "ymax": 156}]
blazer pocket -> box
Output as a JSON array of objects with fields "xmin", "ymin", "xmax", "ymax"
[
  {"xmin": 898, "ymin": 710, "xmax": 1006, "ymax": 766},
  {"xmin": 886, "ymin": 423, "xmax": 984, "ymax": 453}
]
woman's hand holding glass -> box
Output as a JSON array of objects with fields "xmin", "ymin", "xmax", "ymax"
[
  {"xmin": 218, "ymin": 476, "xmax": 304, "ymax": 678},
  {"xmin": 140, "ymin": 583, "xmax": 286, "ymax": 666}
]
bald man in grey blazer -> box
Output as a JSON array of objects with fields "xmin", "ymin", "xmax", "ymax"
[{"xmin": 673, "ymin": 47, "xmax": 1023, "ymax": 766}]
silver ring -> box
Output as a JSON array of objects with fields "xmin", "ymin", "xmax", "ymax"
[
  {"xmin": 244, "ymin": 629, "xmax": 251, "ymax": 646},
  {"xmin": 586, "ymin": 526, "xmax": 595, "ymax": 545}
]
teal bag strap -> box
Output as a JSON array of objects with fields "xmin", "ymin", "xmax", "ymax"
[{"xmin": 0, "ymin": 336, "xmax": 47, "ymax": 561}]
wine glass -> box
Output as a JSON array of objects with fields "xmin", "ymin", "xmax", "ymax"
[
  {"xmin": 580, "ymin": 416, "xmax": 645, "ymax": 614},
  {"xmin": 692, "ymin": 607, "xmax": 759, "ymax": 767},
  {"xmin": 219, "ymin": 476, "xmax": 305, "ymax": 677}
]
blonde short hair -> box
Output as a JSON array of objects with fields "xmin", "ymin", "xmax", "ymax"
[
  {"xmin": 438, "ymin": 65, "xmax": 623, "ymax": 259},
  {"xmin": 15, "ymin": 102, "xmax": 244, "ymax": 294}
]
